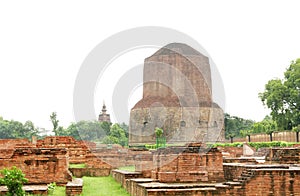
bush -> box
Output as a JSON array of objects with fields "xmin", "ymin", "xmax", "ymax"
[
  {"xmin": 211, "ymin": 141, "xmax": 295, "ymax": 150},
  {"xmin": 48, "ymin": 182, "xmax": 56, "ymax": 195},
  {"xmin": 0, "ymin": 166, "xmax": 28, "ymax": 196}
]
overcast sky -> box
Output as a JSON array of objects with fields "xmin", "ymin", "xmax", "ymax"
[{"xmin": 0, "ymin": 1, "xmax": 299, "ymax": 130}]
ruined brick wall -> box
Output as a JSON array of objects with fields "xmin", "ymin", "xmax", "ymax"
[
  {"xmin": 244, "ymin": 169, "xmax": 300, "ymax": 196},
  {"xmin": 151, "ymin": 146, "xmax": 224, "ymax": 183},
  {"xmin": 91, "ymin": 148, "xmax": 152, "ymax": 169},
  {"xmin": 0, "ymin": 139, "xmax": 33, "ymax": 148},
  {"xmin": 267, "ymin": 148, "xmax": 300, "ymax": 164},
  {"xmin": 216, "ymin": 147, "xmax": 243, "ymax": 158},
  {"xmin": 0, "ymin": 147, "xmax": 72, "ymax": 184},
  {"xmin": 37, "ymin": 136, "xmax": 92, "ymax": 164}
]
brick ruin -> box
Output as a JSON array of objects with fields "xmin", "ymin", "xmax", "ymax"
[
  {"xmin": 112, "ymin": 143, "xmax": 300, "ymax": 196},
  {"xmin": 151, "ymin": 144, "xmax": 224, "ymax": 183},
  {"xmin": 1, "ymin": 136, "xmax": 300, "ymax": 195},
  {"xmin": 129, "ymin": 43, "xmax": 225, "ymax": 147}
]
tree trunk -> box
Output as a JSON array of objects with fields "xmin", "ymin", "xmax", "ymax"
[
  {"xmin": 296, "ymin": 131, "xmax": 299, "ymax": 143},
  {"xmin": 269, "ymin": 133, "xmax": 273, "ymax": 142},
  {"xmin": 247, "ymin": 135, "xmax": 251, "ymax": 142},
  {"xmin": 230, "ymin": 136, "xmax": 233, "ymax": 143}
]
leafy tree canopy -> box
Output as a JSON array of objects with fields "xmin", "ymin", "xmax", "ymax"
[
  {"xmin": 0, "ymin": 117, "xmax": 38, "ymax": 139},
  {"xmin": 259, "ymin": 58, "xmax": 300, "ymax": 130},
  {"xmin": 224, "ymin": 113, "xmax": 254, "ymax": 138}
]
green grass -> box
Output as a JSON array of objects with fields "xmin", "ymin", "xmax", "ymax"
[
  {"xmin": 51, "ymin": 176, "xmax": 130, "ymax": 196},
  {"xmin": 52, "ymin": 186, "xmax": 65, "ymax": 196},
  {"xmin": 69, "ymin": 163, "xmax": 86, "ymax": 168},
  {"xmin": 118, "ymin": 165, "xmax": 135, "ymax": 171},
  {"xmin": 82, "ymin": 176, "xmax": 130, "ymax": 196}
]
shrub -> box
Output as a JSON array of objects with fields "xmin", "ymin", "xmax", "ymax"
[{"xmin": 0, "ymin": 166, "xmax": 28, "ymax": 196}]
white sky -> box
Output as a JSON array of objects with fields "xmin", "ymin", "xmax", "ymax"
[{"xmin": 0, "ymin": 1, "xmax": 300, "ymax": 130}]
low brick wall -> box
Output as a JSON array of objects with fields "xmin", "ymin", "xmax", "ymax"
[
  {"xmin": 66, "ymin": 178, "xmax": 83, "ymax": 196},
  {"xmin": 135, "ymin": 182, "xmax": 232, "ymax": 196},
  {"xmin": 69, "ymin": 168, "xmax": 111, "ymax": 177},
  {"xmin": 217, "ymin": 147, "xmax": 243, "ymax": 157},
  {"xmin": 152, "ymin": 147, "xmax": 224, "ymax": 183},
  {"xmin": 223, "ymin": 163, "xmax": 289, "ymax": 181},
  {"xmin": 244, "ymin": 169, "xmax": 300, "ymax": 196},
  {"xmin": 111, "ymin": 170, "xmax": 143, "ymax": 188},
  {"xmin": 126, "ymin": 178, "xmax": 155, "ymax": 196},
  {"xmin": 0, "ymin": 185, "xmax": 48, "ymax": 195},
  {"xmin": 267, "ymin": 148, "xmax": 300, "ymax": 164}
]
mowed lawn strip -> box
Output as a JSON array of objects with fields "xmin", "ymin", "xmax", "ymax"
[
  {"xmin": 52, "ymin": 176, "xmax": 130, "ymax": 196},
  {"xmin": 82, "ymin": 176, "xmax": 130, "ymax": 196}
]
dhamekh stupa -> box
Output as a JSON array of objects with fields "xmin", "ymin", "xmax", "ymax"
[{"xmin": 129, "ymin": 43, "xmax": 224, "ymax": 147}]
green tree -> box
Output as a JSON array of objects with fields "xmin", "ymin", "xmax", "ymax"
[
  {"xmin": 65, "ymin": 120, "xmax": 107, "ymax": 141},
  {"xmin": 259, "ymin": 58, "xmax": 300, "ymax": 130},
  {"xmin": 119, "ymin": 123, "xmax": 129, "ymax": 138},
  {"xmin": 224, "ymin": 113, "xmax": 254, "ymax": 138},
  {"xmin": 0, "ymin": 118, "xmax": 38, "ymax": 139},
  {"xmin": 240, "ymin": 129, "xmax": 252, "ymax": 142},
  {"xmin": 100, "ymin": 121, "xmax": 112, "ymax": 136},
  {"xmin": 50, "ymin": 112, "xmax": 59, "ymax": 136},
  {"xmin": 227, "ymin": 132, "xmax": 235, "ymax": 143},
  {"xmin": 102, "ymin": 123, "xmax": 128, "ymax": 146},
  {"xmin": 0, "ymin": 166, "xmax": 28, "ymax": 196},
  {"xmin": 252, "ymin": 116, "xmax": 278, "ymax": 141}
]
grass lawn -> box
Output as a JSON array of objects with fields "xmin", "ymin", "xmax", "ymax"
[
  {"xmin": 52, "ymin": 176, "xmax": 130, "ymax": 196},
  {"xmin": 118, "ymin": 165, "xmax": 135, "ymax": 172},
  {"xmin": 69, "ymin": 163, "xmax": 86, "ymax": 168}
]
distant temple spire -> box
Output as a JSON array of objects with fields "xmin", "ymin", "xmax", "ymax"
[{"xmin": 98, "ymin": 101, "xmax": 111, "ymax": 123}]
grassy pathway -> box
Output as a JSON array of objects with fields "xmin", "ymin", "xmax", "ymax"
[{"xmin": 52, "ymin": 176, "xmax": 130, "ymax": 196}]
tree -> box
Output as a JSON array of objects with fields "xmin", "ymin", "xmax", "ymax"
[
  {"xmin": 22, "ymin": 120, "xmax": 38, "ymax": 139},
  {"xmin": 102, "ymin": 123, "xmax": 128, "ymax": 146},
  {"xmin": 0, "ymin": 166, "xmax": 28, "ymax": 196},
  {"xmin": 259, "ymin": 58, "xmax": 300, "ymax": 130},
  {"xmin": 252, "ymin": 116, "xmax": 278, "ymax": 141},
  {"xmin": 227, "ymin": 133, "xmax": 235, "ymax": 143},
  {"xmin": 240, "ymin": 129, "xmax": 252, "ymax": 142},
  {"xmin": 224, "ymin": 113, "xmax": 254, "ymax": 138},
  {"xmin": 50, "ymin": 112, "xmax": 59, "ymax": 136},
  {"xmin": 119, "ymin": 123, "xmax": 129, "ymax": 138},
  {"xmin": 0, "ymin": 118, "xmax": 38, "ymax": 139},
  {"xmin": 99, "ymin": 121, "xmax": 111, "ymax": 136}
]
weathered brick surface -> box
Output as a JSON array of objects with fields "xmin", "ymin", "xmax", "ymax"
[
  {"xmin": 66, "ymin": 178, "xmax": 83, "ymax": 196},
  {"xmin": 37, "ymin": 136, "xmax": 92, "ymax": 164},
  {"xmin": 217, "ymin": 146, "xmax": 243, "ymax": 158},
  {"xmin": 129, "ymin": 43, "xmax": 225, "ymax": 146},
  {"xmin": 111, "ymin": 170, "xmax": 143, "ymax": 188},
  {"xmin": 0, "ymin": 147, "xmax": 72, "ymax": 184},
  {"xmin": 244, "ymin": 169, "xmax": 300, "ymax": 196},
  {"xmin": 69, "ymin": 168, "xmax": 111, "ymax": 177},
  {"xmin": 267, "ymin": 148, "xmax": 300, "ymax": 164},
  {"xmin": 0, "ymin": 185, "xmax": 48, "ymax": 195},
  {"xmin": 152, "ymin": 146, "xmax": 224, "ymax": 183}
]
